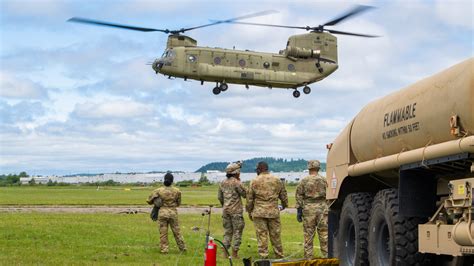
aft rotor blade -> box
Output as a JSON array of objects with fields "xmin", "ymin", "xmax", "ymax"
[
  {"xmin": 323, "ymin": 5, "xmax": 374, "ymax": 26},
  {"xmin": 68, "ymin": 17, "xmax": 170, "ymax": 33},
  {"xmin": 219, "ymin": 10, "xmax": 278, "ymax": 22},
  {"xmin": 182, "ymin": 10, "xmax": 278, "ymax": 32},
  {"xmin": 219, "ymin": 21, "xmax": 309, "ymax": 30},
  {"xmin": 326, "ymin": 29, "xmax": 379, "ymax": 38}
]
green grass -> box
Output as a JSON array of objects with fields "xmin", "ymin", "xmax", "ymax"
[
  {"xmin": 0, "ymin": 186, "xmax": 297, "ymax": 207},
  {"xmin": 0, "ymin": 213, "xmax": 322, "ymax": 265}
]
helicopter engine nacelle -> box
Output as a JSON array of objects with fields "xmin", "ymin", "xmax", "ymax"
[
  {"xmin": 166, "ymin": 35, "xmax": 197, "ymax": 49},
  {"xmin": 286, "ymin": 32, "xmax": 338, "ymax": 63},
  {"xmin": 286, "ymin": 46, "xmax": 320, "ymax": 59}
]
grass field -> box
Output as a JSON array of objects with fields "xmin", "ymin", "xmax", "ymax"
[
  {"xmin": 0, "ymin": 185, "xmax": 297, "ymax": 206},
  {"xmin": 0, "ymin": 213, "xmax": 322, "ymax": 265},
  {"xmin": 0, "ymin": 186, "xmax": 313, "ymax": 265}
]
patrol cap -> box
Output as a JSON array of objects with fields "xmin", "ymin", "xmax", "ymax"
[
  {"xmin": 308, "ymin": 160, "xmax": 321, "ymax": 170},
  {"xmin": 226, "ymin": 161, "xmax": 242, "ymax": 174}
]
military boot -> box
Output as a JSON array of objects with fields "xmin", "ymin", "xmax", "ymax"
[
  {"xmin": 222, "ymin": 248, "xmax": 229, "ymax": 258},
  {"xmin": 232, "ymin": 249, "xmax": 239, "ymax": 259}
]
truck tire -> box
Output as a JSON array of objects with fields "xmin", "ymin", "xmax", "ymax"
[
  {"xmin": 368, "ymin": 188, "xmax": 430, "ymax": 266},
  {"xmin": 337, "ymin": 193, "xmax": 373, "ymax": 266}
]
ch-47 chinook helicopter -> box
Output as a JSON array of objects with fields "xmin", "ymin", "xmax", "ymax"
[{"xmin": 68, "ymin": 5, "xmax": 377, "ymax": 98}]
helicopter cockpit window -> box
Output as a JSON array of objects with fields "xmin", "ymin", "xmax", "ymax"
[
  {"xmin": 187, "ymin": 55, "xmax": 197, "ymax": 63},
  {"xmin": 162, "ymin": 50, "xmax": 176, "ymax": 59}
]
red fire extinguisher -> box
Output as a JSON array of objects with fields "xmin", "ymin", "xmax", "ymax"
[{"xmin": 204, "ymin": 239, "xmax": 217, "ymax": 266}]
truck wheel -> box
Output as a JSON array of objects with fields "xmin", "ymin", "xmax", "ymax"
[
  {"xmin": 368, "ymin": 189, "xmax": 430, "ymax": 266},
  {"xmin": 338, "ymin": 193, "xmax": 373, "ymax": 266}
]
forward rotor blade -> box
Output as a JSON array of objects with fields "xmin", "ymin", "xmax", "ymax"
[
  {"xmin": 182, "ymin": 10, "xmax": 278, "ymax": 32},
  {"xmin": 323, "ymin": 5, "xmax": 374, "ymax": 26},
  {"xmin": 68, "ymin": 17, "xmax": 170, "ymax": 33},
  {"xmin": 326, "ymin": 29, "xmax": 379, "ymax": 38}
]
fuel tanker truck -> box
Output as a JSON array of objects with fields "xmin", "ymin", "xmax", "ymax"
[{"xmin": 326, "ymin": 58, "xmax": 474, "ymax": 266}]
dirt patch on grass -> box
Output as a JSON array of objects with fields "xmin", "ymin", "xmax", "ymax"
[{"xmin": 0, "ymin": 205, "xmax": 296, "ymax": 214}]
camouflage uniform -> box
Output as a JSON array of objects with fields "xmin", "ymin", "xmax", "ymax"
[
  {"xmin": 247, "ymin": 171, "xmax": 288, "ymax": 258},
  {"xmin": 295, "ymin": 160, "xmax": 328, "ymax": 259},
  {"xmin": 218, "ymin": 176, "xmax": 246, "ymax": 252},
  {"xmin": 148, "ymin": 186, "xmax": 186, "ymax": 253}
]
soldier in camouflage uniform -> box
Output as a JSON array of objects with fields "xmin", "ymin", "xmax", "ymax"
[
  {"xmin": 147, "ymin": 172, "xmax": 186, "ymax": 253},
  {"xmin": 247, "ymin": 161, "xmax": 288, "ymax": 259},
  {"xmin": 295, "ymin": 160, "xmax": 328, "ymax": 259},
  {"xmin": 218, "ymin": 161, "xmax": 246, "ymax": 258}
]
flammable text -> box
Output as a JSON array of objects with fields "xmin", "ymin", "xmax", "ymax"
[{"xmin": 383, "ymin": 103, "xmax": 417, "ymax": 127}]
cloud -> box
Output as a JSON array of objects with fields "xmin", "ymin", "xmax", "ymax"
[
  {"xmin": 0, "ymin": 72, "xmax": 48, "ymax": 99},
  {"xmin": 0, "ymin": 1, "xmax": 472, "ymax": 174},
  {"xmin": 315, "ymin": 118, "xmax": 348, "ymax": 130},
  {"xmin": 435, "ymin": 0, "xmax": 473, "ymax": 29},
  {"xmin": 119, "ymin": 0, "xmax": 202, "ymax": 15},
  {"xmin": 162, "ymin": 105, "xmax": 205, "ymax": 126},
  {"xmin": 89, "ymin": 123, "xmax": 125, "ymax": 134},
  {"xmin": 2, "ymin": 0, "xmax": 67, "ymax": 16},
  {"xmin": 0, "ymin": 100, "xmax": 46, "ymax": 124},
  {"xmin": 210, "ymin": 118, "xmax": 247, "ymax": 133},
  {"xmin": 235, "ymin": 106, "xmax": 307, "ymax": 119},
  {"xmin": 257, "ymin": 123, "xmax": 306, "ymax": 138},
  {"xmin": 73, "ymin": 99, "xmax": 153, "ymax": 119}
]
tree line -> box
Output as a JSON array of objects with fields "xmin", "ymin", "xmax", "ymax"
[
  {"xmin": 0, "ymin": 172, "xmax": 29, "ymax": 186},
  {"xmin": 195, "ymin": 157, "xmax": 326, "ymax": 173}
]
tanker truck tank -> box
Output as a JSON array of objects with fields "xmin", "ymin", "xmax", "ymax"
[
  {"xmin": 326, "ymin": 58, "xmax": 474, "ymax": 266},
  {"xmin": 350, "ymin": 58, "xmax": 473, "ymax": 164}
]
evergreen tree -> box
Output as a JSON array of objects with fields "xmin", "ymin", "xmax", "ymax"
[{"xmin": 195, "ymin": 158, "xmax": 326, "ymax": 173}]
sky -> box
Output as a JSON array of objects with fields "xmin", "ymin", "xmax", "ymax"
[{"xmin": 0, "ymin": 0, "xmax": 472, "ymax": 175}]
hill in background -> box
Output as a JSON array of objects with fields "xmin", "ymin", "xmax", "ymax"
[{"xmin": 195, "ymin": 157, "xmax": 326, "ymax": 173}]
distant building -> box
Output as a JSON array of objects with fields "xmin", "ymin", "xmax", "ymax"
[
  {"xmin": 21, "ymin": 171, "xmax": 325, "ymax": 184},
  {"xmin": 206, "ymin": 170, "xmax": 222, "ymax": 173},
  {"xmin": 20, "ymin": 177, "xmax": 49, "ymax": 185}
]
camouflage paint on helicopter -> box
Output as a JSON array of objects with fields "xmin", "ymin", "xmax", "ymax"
[
  {"xmin": 69, "ymin": 6, "xmax": 377, "ymax": 98},
  {"xmin": 153, "ymin": 32, "xmax": 339, "ymax": 97}
]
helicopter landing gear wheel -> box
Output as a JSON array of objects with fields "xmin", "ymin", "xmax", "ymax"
[
  {"xmin": 293, "ymin": 90, "xmax": 301, "ymax": 98},
  {"xmin": 212, "ymin": 87, "xmax": 221, "ymax": 95},
  {"xmin": 303, "ymin": 86, "xmax": 311, "ymax": 94},
  {"xmin": 219, "ymin": 83, "xmax": 228, "ymax": 91}
]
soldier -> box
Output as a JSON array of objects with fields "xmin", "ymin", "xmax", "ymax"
[
  {"xmin": 217, "ymin": 161, "xmax": 246, "ymax": 259},
  {"xmin": 147, "ymin": 172, "xmax": 186, "ymax": 253},
  {"xmin": 247, "ymin": 161, "xmax": 288, "ymax": 259},
  {"xmin": 295, "ymin": 160, "xmax": 328, "ymax": 259}
]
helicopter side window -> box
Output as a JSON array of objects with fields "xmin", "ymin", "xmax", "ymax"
[
  {"xmin": 263, "ymin": 62, "xmax": 270, "ymax": 69},
  {"xmin": 239, "ymin": 59, "xmax": 246, "ymax": 67},
  {"xmin": 214, "ymin": 57, "xmax": 221, "ymax": 65},
  {"xmin": 288, "ymin": 64, "xmax": 295, "ymax": 71},
  {"xmin": 188, "ymin": 55, "xmax": 197, "ymax": 63}
]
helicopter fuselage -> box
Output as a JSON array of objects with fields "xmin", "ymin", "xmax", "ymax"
[
  {"xmin": 153, "ymin": 32, "xmax": 339, "ymax": 89},
  {"xmin": 69, "ymin": 6, "xmax": 376, "ymax": 97}
]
